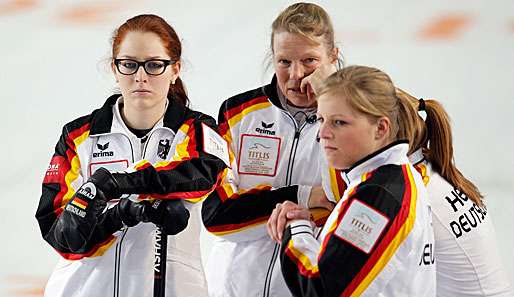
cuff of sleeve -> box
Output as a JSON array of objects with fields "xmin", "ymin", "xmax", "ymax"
[
  {"xmin": 289, "ymin": 219, "xmax": 314, "ymax": 237},
  {"xmin": 297, "ymin": 185, "xmax": 312, "ymax": 209}
]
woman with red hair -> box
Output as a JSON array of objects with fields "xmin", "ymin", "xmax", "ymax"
[{"xmin": 36, "ymin": 14, "xmax": 227, "ymax": 297}]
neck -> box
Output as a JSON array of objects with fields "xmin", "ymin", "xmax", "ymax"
[{"xmin": 120, "ymin": 98, "xmax": 167, "ymax": 130}]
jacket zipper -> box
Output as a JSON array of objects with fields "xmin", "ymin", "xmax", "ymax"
[{"xmin": 263, "ymin": 113, "xmax": 308, "ymax": 297}]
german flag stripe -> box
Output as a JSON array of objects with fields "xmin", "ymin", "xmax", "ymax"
[
  {"xmin": 342, "ymin": 165, "xmax": 418, "ymax": 296},
  {"xmin": 53, "ymin": 123, "xmax": 90, "ymax": 216},
  {"xmin": 138, "ymin": 169, "xmax": 226, "ymax": 203},
  {"xmin": 329, "ymin": 168, "xmax": 346, "ymax": 202},
  {"xmin": 222, "ymin": 96, "xmax": 271, "ymax": 132},
  {"xmin": 57, "ymin": 235, "xmax": 117, "ymax": 260},
  {"xmin": 414, "ymin": 163, "xmax": 430, "ymax": 186},
  {"xmin": 285, "ymin": 240, "xmax": 320, "ymax": 277},
  {"xmin": 218, "ymin": 183, "xmax": 273, "ymax": 202},
  {"xmin": 206, "ymin": 216, "xmax": 269, "ymax": 235},
  {"xmin": 71, "ymin": 197, "xmax": 88, "ymax": 210}
]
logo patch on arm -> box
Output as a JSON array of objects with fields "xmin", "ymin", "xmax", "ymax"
[
  {"xmin": 334, "ymin": 199, "xmax": 389, "ymax": 254},
  {"xmin": 202, "ymin": 123, "xmax": 230, "ymax": 167}
]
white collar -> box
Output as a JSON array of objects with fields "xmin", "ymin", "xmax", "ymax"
[{"xmin": 341, "ymin": 141, "xmax": 410, "ymax": 186}]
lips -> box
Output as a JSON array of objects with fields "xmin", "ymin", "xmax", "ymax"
[{"xmin": 133, "ymin": 89, "xmax": 151, "ymax": 93}]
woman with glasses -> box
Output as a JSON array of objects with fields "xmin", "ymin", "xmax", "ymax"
[{"xmin": 35, "ymin": 14, "xmax": 227, "ymax": 297}]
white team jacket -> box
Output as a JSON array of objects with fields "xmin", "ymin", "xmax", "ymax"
[
  {"xmin": 411, "ymin": 150, "xmax": 513, "ymax": 297},
  {"xmin": 39, "ymin": 96, "xmax": 216, "ymax": 297},
  {"xmin": 280, "ymin": 142, "xmax": 436, "ymax": 297},
  {"xmin": 202, "ymin": 78, "xmax": 345, "ymax": 297}
]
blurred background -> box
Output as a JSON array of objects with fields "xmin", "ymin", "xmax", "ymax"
[{"xmin": 1, "ymin": 0, "xmax": 513, "ymax": 295}]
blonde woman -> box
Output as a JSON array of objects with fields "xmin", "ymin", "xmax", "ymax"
[
  {"xmin": 202, "ymin": 3, "xmax": 345, "ymax": 297},
  {"xmin": 268, "ymin": 66, "xmax": 436, "ymax": 296}
]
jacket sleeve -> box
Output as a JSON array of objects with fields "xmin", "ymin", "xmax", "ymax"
[
  {"xmin": 111, "ymin": 114, "xmax": 228, "ymax": 203},
  {"xmin": 280, "ymin": 183, "xmax": 414, "ymax": 297},
  {"xmin": 35, "ymin": 124, "xmax": 123, "ymax": 260},
  {"xmin": 201, "ymin": 169, "xmax": 310, "ymax": 241},
  {"xmin": 200, "ymin": 101, "xmax": 312, "ymax": 241}
]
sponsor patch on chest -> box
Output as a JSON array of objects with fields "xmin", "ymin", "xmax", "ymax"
[
  {"xmin": 238, "ymin": 134, "xmax": 281, "ymax": 176},
  {"xmin": 334, "ymin": 199, "xmax": 389, "ymax": 254}
]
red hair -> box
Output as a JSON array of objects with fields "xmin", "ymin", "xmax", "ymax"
[{"xmin": 111, "ymin": 14, "xmax": 189, "ymax": 106}]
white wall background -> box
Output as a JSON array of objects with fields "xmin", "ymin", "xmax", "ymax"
[{"xmin": 1, "ymin": 0, "xmax": 513, "ymax": 295}]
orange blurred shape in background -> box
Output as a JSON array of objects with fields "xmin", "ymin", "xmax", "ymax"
[
  {"xmin": 57, "ymin": 1, "xmax": 127, "ymax": 24},
  {"xmin": 4, "ymin": 275, "xmax": 46, "ymax": 297},
  {"xmin": 418, "ymin": 14, "xmax": 473, "ymax": 40},
  {"xmin": 0, "ymin": 0, "xmax": 37, "ymax": 16}
]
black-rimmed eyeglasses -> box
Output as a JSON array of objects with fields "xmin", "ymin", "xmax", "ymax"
[{"xmin": 114, "ymin": 59, "xmax": 175, "ymax": 76}]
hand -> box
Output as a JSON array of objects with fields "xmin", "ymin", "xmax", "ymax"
[
  {"xmin": 88, "ymin": 167, "xmax": 121, "ymax": 200},
  {"xmin": 300, "ymin": 63, "xmax": 338, "ymax": 101},
  {"xmin": 116, "ymin": 198, "xmax": 145, "ymax": 227},
  {"xmin": 267, "ymin": 201, "xmax": 310, "ymax": 243},
  {"xmin": 140, "ymin": 199, "xmax": 190, "ymax": 235},
  {"xmin": 56, "ymin": 182, "xmax": 110, "ymax": 252},
  {"xmin": 308, "ymin": 186, "xmax": 335, "ymax": 211}
]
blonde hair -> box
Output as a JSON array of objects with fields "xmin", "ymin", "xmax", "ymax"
[
  {"xmin": 396, "ymin": 89, "xmax": 484, "ymax": 206},
  {"xmin": 318, "ymin": 65, "xmax": 483, "ymax": 206},
  {"xmin": 318, "ymin": 65, "xmax": 420, "ymax": 147},
  {"xmin": 271, "ymin": 2, "xmax": 339, "ymax": 61}
]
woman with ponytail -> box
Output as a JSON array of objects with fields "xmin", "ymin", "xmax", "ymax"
[
  {"xmin": 36, "ymin": 14, "xmax": 227, "ymax": 297},
  {"xmin": 267, "ymin": 65, "xmax": 436, "ymax": 296},
  {"xmin": 397, "ymin": 89, "xmax": 513, "ymax": 296}
]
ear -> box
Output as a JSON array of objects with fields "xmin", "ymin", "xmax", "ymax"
[
  {"xmin": 375, "ymin": 116, "xmax": 390, "ymax": 140},
  {"xmin": 330, "ymin": 47, "xmax": 339, "ymax": 65},
  {"xmin": 171, "ymin": 60, "xmax": 181, "ymax": 83}
]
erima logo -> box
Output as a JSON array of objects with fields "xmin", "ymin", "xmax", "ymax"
[
  {"xmin": 77, "ymin": 182, "xmax": 96, "ymax": 200},
  {"xmin": 255, "ymin": 121, "xmax": 276, "ymax": 135},
  {"xmin": 93, "ymin": 142, "xmax": 114, "ymax": 158}
]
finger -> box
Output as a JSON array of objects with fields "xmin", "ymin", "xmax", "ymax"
[
  {"xmin": 267, "ymin": 209, "xmax": 278, "ymax": 242},
  {"xmin": 324, "ymin": 201, "xmax": 336, "ymax": 211},
  {"xmin": 271, "ymin": 203, "xmax": 282, "ymax": 242},
  {"xmin": 276, "ymin": 207, "xmax": 289, "ymax": 241},
  {"xmin": 286, "ymin": 209, "xmax": 311, "ymax": 220},
  {"xmin": 300, "ymin": 77, "xmax": 309, "ymax": 94}
]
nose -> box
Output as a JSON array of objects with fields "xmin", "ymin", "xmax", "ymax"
[
  {"xmin": 289, "ymin": 62, "xmax": 305, "ymax": 81},
  {"xmin": 134, "ymin": 65, "xmax": 148, "ymax": 83},
  {"xmin": 318, "ymin": 121, "xmax": 333, "ymax": 140}
]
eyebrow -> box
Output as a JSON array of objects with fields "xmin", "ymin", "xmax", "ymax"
[{"xmin": 117, "ymin": 55, "xmax": 167, "ymax": 60}]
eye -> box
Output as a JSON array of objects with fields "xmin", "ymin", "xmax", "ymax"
[
  {"xmin": 146, "ymin": 61, "xmax": 165, "ymax": 70},
  {"xmin": 277, "ymin": 59, "xmax": 291, "ymax": 66},
  {"xmin": 303, "ymin": 58, "xmax": 317, "ymax": 65},
  {"xmin": 317, "ymin": 116, "xmax": 324, "ymax": 123},
  {"xmin": 333, "ymin": 119, "xmax": 346, "ymax": 126},
  {"xmin": 120, "ymin": 60, "xmax": 137, "ymax": 70}
]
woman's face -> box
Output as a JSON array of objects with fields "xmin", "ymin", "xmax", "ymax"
[
  {"xmin": 113, "ymin": 31, "xmax": 180, "ymax": 110},
  {"xmin": 317, "ymin": 92, "xmax": 387, "ymax": 170},
  {"xmin": 273, "ymin": 32, "xmax": 335, "ymax": 107}
]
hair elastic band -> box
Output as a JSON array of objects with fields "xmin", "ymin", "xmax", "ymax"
[{"xmin": 418, "ymin": 98, "xmax": 426, "ymax": 111}]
